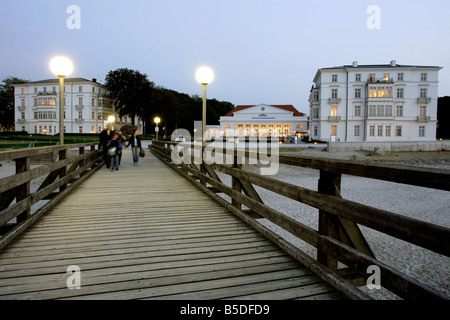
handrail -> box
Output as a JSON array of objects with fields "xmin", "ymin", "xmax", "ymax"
[
  {"xmin": 0, "ymin": 142, "xmax": 104, "ymax": 250},
  {"xmin": 150, "ymin": 140, "xmax": 450, "ymax": 300}
]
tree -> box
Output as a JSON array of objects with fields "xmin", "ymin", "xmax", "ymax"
[
  {"xmin": 0, "ymin": 77, "xmax": 29, "ymax": 130},
  {"xmin": 437, "ymin": 96, "xmax": 450, "ymax": 139},
  {"xmin": 104, "ymin": 68, "xmax": 155, "ymax": 125}
]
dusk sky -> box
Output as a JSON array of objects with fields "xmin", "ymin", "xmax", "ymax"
[{"xmin": 1, "ymin": 0, "xmax": 449, "ymax": 114}]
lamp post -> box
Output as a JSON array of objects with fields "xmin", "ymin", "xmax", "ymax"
[
  {"xmin": 154, "ymin": 117, "xmax": 161, "ymax": 141},
  {"xmin": 50, "ymin": 56, "xmax": 73, "ymax": 145},
  {"xmin": 195, "ymin": 66, "xmax": 214, "ymax": 143}
]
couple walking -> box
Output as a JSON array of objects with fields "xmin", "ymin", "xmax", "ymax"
[{"xmin": 100, "ymin": 125, "xmax": 142, "ymax": 171}]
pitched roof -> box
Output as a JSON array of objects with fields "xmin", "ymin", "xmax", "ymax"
[
  {"xmin": 223, "ymin": 104, "xmax": 305, "ymax": 117},
  {"xmin": 27, "ymin": 78, "xmax": 103, "ymax": 85}
]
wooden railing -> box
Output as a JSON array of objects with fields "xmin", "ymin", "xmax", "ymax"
[
  {"xmin": 150, "ymin": 140, "xmax": 450, "ymax": 300},
  {"xmin": 0, "ymin": 143, "xmax": 104, "ymax": 250}
]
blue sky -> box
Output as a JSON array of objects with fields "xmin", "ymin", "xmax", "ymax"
[{"xmin": 1, "ymin": 0, "xmax": 449, "ymax": 114}]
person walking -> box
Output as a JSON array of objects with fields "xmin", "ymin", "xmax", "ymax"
[
  {"xmin": 111, "ymin": 124, "xmax": 125, "ymax": 166},
  {"xmin": 107, "ymin": 132, "xmax": 123, "ymax": 171},
  {"xmin": 99, "ymin": 124, "xmax": 112, "ymax": 169},
  {"xmin": 126, "ymin": 129, "xmax": 142, "ymax": 165}
]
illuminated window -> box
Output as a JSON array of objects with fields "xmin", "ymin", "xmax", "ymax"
[
  {"xmin": 331, "ymin": 106, "xmax": 338, "ymax": 117},
  {"xmin": 369, "ymin": 74, "xmax": 375, "ymax": 82},
  {"xmin": 331, "ymin": 125, "xmax": 337, "ymax": 136},
  {"xmin": 377, "ymin": 87, "xmax": 385, "ymax": 97},
  {"xmin": 369, "ymin": 88, "xmax": 377, "ymax": 98},
  {"xmin": 383, "ymin": 73, "xmax": 389, "ymax": 81},
  {"xmin": 420, "ymin": 106, "xmax": 427, "ymax": 117}
]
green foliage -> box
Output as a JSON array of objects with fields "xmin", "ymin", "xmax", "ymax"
[
  {"xmin": 104, "ymin": 68, "xmax": 234, "ymax": 136},
  {"xmin": 0, "ymin": 77, "xmax": 29, "ymax": 130}
]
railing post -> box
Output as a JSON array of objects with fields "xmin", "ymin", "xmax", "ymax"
[
  {"xmin": 317, "ymin": 170, "xmax": 341, "ymax": 271},
  {"xmin": 59, "ymin": 148, "xmax": 67, "ymax": 191},
  {"xmin": 15, "ymin": 156, "xmax": 30, "ymax": 224},
  {"xmin": 231, "ymin": 155, "xmax": 242, "ymax": 209}
]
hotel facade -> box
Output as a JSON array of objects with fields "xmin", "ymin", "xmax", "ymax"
[
  {"xmin": 309, "ymin": 61, "xmax": 442, "ymax": 142},
  {"xmin": 13, "ymin": 78, "xmax": 139, "ymax": 135},
  {"xmin": 218, "ymin": 104, "xmax": 308, "ymax": 138}
]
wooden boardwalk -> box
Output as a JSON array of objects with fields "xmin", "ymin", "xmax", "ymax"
[{"xmin": 0, "ymin": 149, "xmax": 346, "ymax": 300}]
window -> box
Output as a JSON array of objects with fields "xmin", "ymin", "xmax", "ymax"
[
  {"xmin": 331, "ymin": 125, "xmax": 337, "ymax": 136},
  {"xmin": 420, "ymin": 106, "xmax": 427, "ymax": 117},
  {"xmin": 355, "ymin": 88, "xmax": 361, "ymax": 99},
  {"xmin": 386, "ymin": 125, "xmax": 391, "ymax": 136},
  {"xmin": 92, "ymin": 98, "xmax": 95, "ymax": 106},
  {"xmin": 331, "ymin": 89, "xmax": 338, "ymax": 99},
  {"xmin": 314, "ymin": 126, "xmax": 318, "ymax": 136},
  {"xmin": 398, "ymin": 73, "xmax": 404, "ymax": 81},
  {"xmin": 420, "ymin": 88, "xmax": 427, "ymax": 98},
  {"xmin": 34, "ymin": 88, "xmax": 37, "ymax": 93},
  {"xmin": 354, "ymin": 105, "xmax": 361, "ymax": 117},
  {"xmin": 377, "ymin": 105, "xmax": 384, "ymax": 116},
  {"xmin": 377, "ymin": 87, "xmax": 385, "ymax": 97},
  {"xmin": 419, "ymin": 126, "xmax": 425, "ymax": 137},
  {"xmin": 332, "ymin": 74, "xmax": 337, "ymax": 82},
  {"xmin": 377, "ymin": 125, "xmax": 383, "ymax": 136},
  {"xmin": 354, "ymin": 125, "xmax": 360, "ymax": 136},
  {"xmin": 369, "ymin": 74, "xmax": 375, "ymax": 83},
  {"xmin": 79, "ymin": 126, "xmax": 83, "ymax": 133},
  {"xmin": 385, "ymin": 105, "xmax": 392, "ymax": 116},
  {"xmin": 397, "ymin": 88, "xmax": 404, "ymax": 99},
  {"xmin": 396, "ymin": 126, "xmax": 402, "ymax": 136},
  {"xmin": 21, "ymin": 112, "xmax": 25, "ymax": 119},
  {"xmin": 368, "ymin": 105, "xmax": 376, "ymax": 116},
  {"xmin": 312, "ymin": 107, "xmax": 319, "ymax": 118},
  {"xmin": 355, "ymin": 74, "xmax": 361, "ymax": 82},
  {"xmin": 21, "ymin": 88, "xmax": 25, "ymax": 94},
  {"xmin": 331, "ymin": 106, "xmax": 338, "ymax": 117},
  {"xmin": 313, "ymin": 91, "xmax": 319, "ymax": 102},
  {"xmin": 21, "ymin": 99, "xmax": 25, "ymax": 107},
  {"xmin": 78, "ymin": 97, "xmax": 83, "ymax": 106},
  {"xmin": 92, "ymin": 87, "xmax": 95, "ymax": 93},
  {"xmin": 369, "ymin": 125, "xmax": 375, "ymax": 136},
  {"xmin": 369, "ymin": 88, "xmax": 377, "ymax": 98},
  {"xmin": 396, "ymin": 105, "xmax": 403, "ymax": 117},
  {"xmin": 383, "ymin": 73, "xmax": 389, "ymax": 81},
  {"xmin": 79, "ymin": 86, "xmax": 82, "ymax": 92},
  {"xmin": 421, "ymin": 73, "xmax": 427, "ymax": 81},
  {"xmin": 38, "ymin": 97, "xmax": 57, "ymax": 106}
]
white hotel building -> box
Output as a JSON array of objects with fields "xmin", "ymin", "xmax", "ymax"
[
  {"xmin": 309, "ymin": 61, "xmax": 442, "ymax": 142},
  {"xmin": 218, "ymin": 104, "xmax": 308, "ymax": 138},
  {"xmin": 14, "ymin": 78, "xmax": 138, "ymax": 134}
]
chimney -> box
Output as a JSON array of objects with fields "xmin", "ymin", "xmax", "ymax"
[
  {"xmin": 353, "ymin": 61, "xmax": 358, "ymax": 68},
  {"xmin": 390, "ymin": 60, "xmax": 396, "ymax": 67},
  {"xmin": 92, "ymin": 78, "xmax": 97, "ymax": 83}
]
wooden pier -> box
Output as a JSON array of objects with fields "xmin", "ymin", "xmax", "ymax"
[{"xmin": 0, "ymin": 148, "xmax": 344, "ymax": 300}]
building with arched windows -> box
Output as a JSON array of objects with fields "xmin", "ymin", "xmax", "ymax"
[{"xmin": 218, "ymin": 104, "xmax": 308, "ymax": 138}]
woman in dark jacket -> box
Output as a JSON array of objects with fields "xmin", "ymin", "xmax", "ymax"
[{"xmin": 126, "ymin": 129, "xmax": 142, "ymax": 165}]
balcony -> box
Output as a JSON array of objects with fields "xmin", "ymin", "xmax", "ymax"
[
  {"xmin": 367, "ymin": 78, "xmax": 395, "ymax": 84},
  {"xmin": 76, "ymin": 105, "xmax": 84, "ymax": 110},
  {"xmin": 17, "ymin": 118, "xmax": 26, "ymax": 123},
  {"xmin": 37, "ymin": 91, "xmax": 57, "ymax": 96},
  {"xmin": 417, "ymin": 97, "xmax": 431, "ymax": 103},
  {"xmin": 75, "ymin": 118, "xmax": 84, "ymax": 122},
  {"xmin": 18, "ymin": 106, "xmax": 26, "ymax": 111},
  {"xmin": 417, "ymin": 116, "xmax": 431, "ymax": 122},
  {"xmin": 328, "ymin": 116, "xmax": 341, "ymax": 121},
  {"xmin": 328, "ymin": 98, "xmax": 341, "ymax": 104}
]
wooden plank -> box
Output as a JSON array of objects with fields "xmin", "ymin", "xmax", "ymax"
[{"xmin": 0, "ymin": 150, "xmax": 345, "ymax": 301}]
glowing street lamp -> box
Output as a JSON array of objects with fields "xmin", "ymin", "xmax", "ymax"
[
  {"xmin": 195, "ymin": 66, "xmax": 214, "ymax": 143},
  {"xmin": 154, "ymin": 116, "xmax": 161, "ymax": 141},
  {"xmin": 107, "ymin": 115, "xmax": 115, "ymax": 124},
  {"xmin": 50, "ymin": 56, "xmax": 73, "ymax": 145}
]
